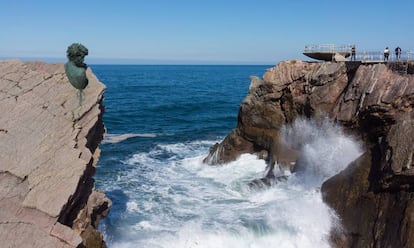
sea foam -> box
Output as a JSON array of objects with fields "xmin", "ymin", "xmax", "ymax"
[
  {"xmin": 103, "ymin": 133, "xmax": 157, "ymax": 144},
  {"xmin": 100, "ymin": 118, "xmax": 362, "ymax": 248}
]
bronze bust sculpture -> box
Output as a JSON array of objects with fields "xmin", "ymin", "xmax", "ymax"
[
  {"xmin": 64, "ymin": 43, "xmax": 89, "ymax": 90},
  {"xmin": 64, "ymin": 43, "xmax": 89, "ymax": 105}
]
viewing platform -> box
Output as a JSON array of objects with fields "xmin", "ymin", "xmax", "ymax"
[
  {"xmin": 304, "ymin": 44, "xmax": 413, "ymax": 63},
  {"xmin": 304, "ymin": 44, "xmax": 352, "ymax": 61}
]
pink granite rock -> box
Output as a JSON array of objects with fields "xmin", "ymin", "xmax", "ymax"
[
  {"xmin": 205, "ymin": 60, "xmax": 414, "ymax": 246},
  {"xmin": 0, "ymin": 59, "xmax": 110, "ymax": 247}
]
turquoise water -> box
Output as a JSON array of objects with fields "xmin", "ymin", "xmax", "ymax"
[{"xmin": 91, "ymin": 65, "xmax": 362, "ymax": 248}]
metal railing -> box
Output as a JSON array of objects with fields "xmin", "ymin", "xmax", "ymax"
[
  {"xmin": 304, "ymin": 44, "xmax": 353, "ymax": 53},
  {"xmin": 303, "ymin": 44, "xmax": 413, "ymax": 62},
  {"xmin": 353, "ymin": 51, "xmax": 413, "ymax": 62}
]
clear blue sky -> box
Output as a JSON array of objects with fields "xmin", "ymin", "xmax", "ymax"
[{"xmin": 1, "ymin": 0, "xmax": 413, "ymax": 64}]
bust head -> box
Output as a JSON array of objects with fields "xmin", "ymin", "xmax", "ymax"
[
  {"xmin": 66, "ymin": 43, "xmax": 88, "ymax": 67},
  {"xmin": 65, "ymin": 43, "xmax": 89, "ymax": 90}
]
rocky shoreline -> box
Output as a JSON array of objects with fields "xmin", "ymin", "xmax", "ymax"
[
  {"xmin": 205, "ymin": 60, "xmax": 414, "ymax": 247},
  {"xmin": 0, "ymin": 60, "xmax": 110, "ymax": 247},
  {"xmin": 1, "ymin": 58, "xmax": 413, "ymax": 247}
]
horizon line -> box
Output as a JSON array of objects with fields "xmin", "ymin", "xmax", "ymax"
[{"xmin": 0, "ymin": 56, "xmax": 279, "ymax": 66}]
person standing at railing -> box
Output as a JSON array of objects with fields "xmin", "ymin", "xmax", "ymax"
[
  {"xmin": 351, "ymin": 45, "xmax": 356, "ymax": 61},
  {"xmin": 395, "ymin": 46, "xmax": 402, "ymax": 61},
  {"xmin": 384, "ymin": 47, "xmax": 390, "ymax": 61}
]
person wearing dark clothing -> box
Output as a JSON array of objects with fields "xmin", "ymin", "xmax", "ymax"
[
  {"xmin": 395, "ymin": 46, "xmax": 402, "ymax": 61},
  {"xmin": 351, "ymin": 45, "xmax": 356, "ymax": 61},
  {"xmin": 384, "ymin": 47, "xmax": 390, "ymax": 61}
]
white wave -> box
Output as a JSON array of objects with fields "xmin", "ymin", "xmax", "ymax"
[
  {"xmin": 103, "ymin": 133, "xmax": 157, "ymax": 144},
  {"xmin": 101, "ymin": 118, "xmax": 362, "ymax": 248},
  {"xmin": 126, "ymin": 201, "xmax": 140, "ymax": 213},
  {"xmin": 192, "ymin": 154, "xmax": 267, "ymax": 184},
  {"xmin": 280, "ymin": 117, "xmax": 362, "ymax": 185},
  {"xmin": 135, "ymin": 221, "xmax": 164, "ymax": 231},
  {"xmin": 157, "ymin": 140, "xmax": 221, "ymax": 157}
]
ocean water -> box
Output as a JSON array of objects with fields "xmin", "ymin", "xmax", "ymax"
[{"xmin": 91, "ymin": 65, "xmax": 362, "ymax": 248}]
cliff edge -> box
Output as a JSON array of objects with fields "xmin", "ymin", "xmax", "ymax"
[
  {"xmin": 205, "ymin": 60, "xmax": 414, "ymax": 247},
  {"xmin": 0, "ymin": 60, "xmax": 111, "ymax": 247}
]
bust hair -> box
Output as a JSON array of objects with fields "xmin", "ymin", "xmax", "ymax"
[{"xmin": 66, "ymin": 43, "xmax": 88, "ymax": 61}]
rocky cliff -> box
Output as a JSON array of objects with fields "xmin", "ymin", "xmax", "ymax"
[
  {"xmin": 205, "ymin": 60, "xmax": 414, "ymax": 247},
  {"xmin": 0, "ymin": 60, "xmax": 111, "ymax": 247}
]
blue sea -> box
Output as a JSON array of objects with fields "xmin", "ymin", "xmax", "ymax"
[{"xmin": 91, "ymin": 65, "xmax": 362, "ymax": 248}]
